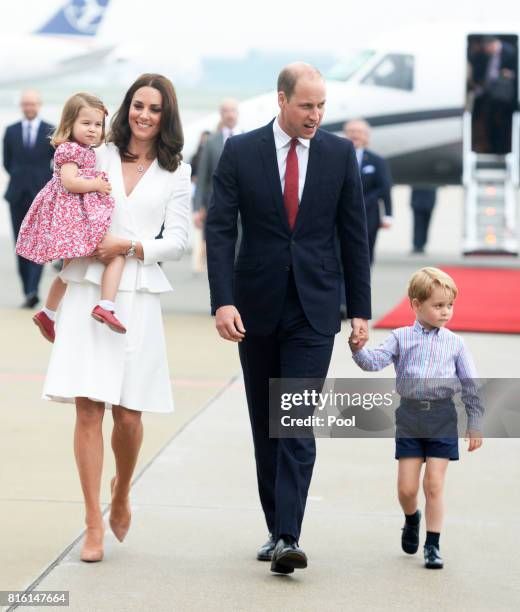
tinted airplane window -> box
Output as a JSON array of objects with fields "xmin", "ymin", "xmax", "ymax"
[
  {"xmin": 327, "ymin": 50, "xmax": 376, "ymax": 81},
  {"xmin": 362, "ymin": 54, "xmax": 414, "ymax": 90}
]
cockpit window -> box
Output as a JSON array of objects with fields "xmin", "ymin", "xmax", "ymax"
[
  {"xmin": 327, "ymin": 50, "xmax": 376, "ymax": 82},
  {"xmin": 361, "ymin": 54, "xmax": 414, "ymax": 91}
]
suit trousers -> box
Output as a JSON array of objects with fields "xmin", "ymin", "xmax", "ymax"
[
  {"xmin": 412, "ymin": 208, "xmax": 433, "ymax": 251},
  {"xmin": 9, "ymin": 193, "xmax": 43, "ymax": 298},
  {"xmin": 411, "ymin": 189, "xmax": 437, "ymax": 251},
  {"xmin": 238, "ymin": 272, "xmax": 334, "ymax": 541}
]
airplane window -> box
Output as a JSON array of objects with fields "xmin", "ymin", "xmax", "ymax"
[
  {"xmin": 361, "ymin": 54, "xmax": 414, "ymax": 91},
  {"xmin": 327, "ymin": 50, "xmax": 376, "ymax": 81}
]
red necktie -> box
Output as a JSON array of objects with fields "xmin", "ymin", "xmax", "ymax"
[{"xmin": 283, "ymin": 138, "xmax": 299, "ymax": 230}]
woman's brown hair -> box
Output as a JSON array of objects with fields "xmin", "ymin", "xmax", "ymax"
[
  {"xmin": 109, "ymin": 73, "xmax": 183, "ymax": 172},
  {"xmin": 51, "ymin": 92, "xmax": 107, "ymax": 148}
]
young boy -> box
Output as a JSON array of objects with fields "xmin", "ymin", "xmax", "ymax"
[{"xmin": 349, "ymin": 267, "xmax": 483, "ymax": 569}]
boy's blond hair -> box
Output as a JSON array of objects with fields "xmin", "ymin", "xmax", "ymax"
[
  {"xmin": 407, "ymin": 267, "xmax": 458, "ymax": 303},
  {"xmin": 50, "ymin": 92, "xmax": 106, "ymax": 148}
]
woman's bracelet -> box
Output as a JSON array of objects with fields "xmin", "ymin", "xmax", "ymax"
[{"xmin": 125, "ymin": 240, "xmax": 136, "ymax": 257}]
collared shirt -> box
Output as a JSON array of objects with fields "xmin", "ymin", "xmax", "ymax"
[
  {"xmin": 273, "ymin": 117, "xmax": 310, "ymax": 201},
  {"xmin": 222, "ymin": 126, "xmax": 236, "ymax": 144},
  {"xmin": 22, "ymin": 117, "xmax": 41, "ymax": 147},
  {"xmin": 352, "ymin": 319, "xmax": 484, "ymax": 430},
  {"xmin": 356, "ymin": 147, "xmax": 364, "ymax": 167},
  {"xmin": 486, "ymin": 41, "xmax": 502, "ymax": 84}
]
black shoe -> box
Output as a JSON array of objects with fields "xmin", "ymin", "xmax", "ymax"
[
  {"xmin": 424, "ymin": 544, "xmax": 443, "ymax": 569},
  {"xmin": 22, "ymin": 294, "xmax": 39, "ymax": 309},
  {"xmin": 270, "ymin": 537, "xmax": 307, "ymax": 574},
  {"xmin": 401, "ymin": 509, "xmax": 421, "ymax": 554},
  {"xmin": 257, "ymin": 533, "xmax": 276, "ymax": 561}
]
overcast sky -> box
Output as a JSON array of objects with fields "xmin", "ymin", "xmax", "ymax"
[{"xmin": 3, "ymin": 0, "xmax": 520, "ymax": 56}]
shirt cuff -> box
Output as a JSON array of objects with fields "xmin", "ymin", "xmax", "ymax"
[
  {"xmin": 352, "ymin": 347, "xmax": 370, "ymax": 363},
  {"xmin": 467, "ymin": 415, "xmax": 483, "ymax": 432}
]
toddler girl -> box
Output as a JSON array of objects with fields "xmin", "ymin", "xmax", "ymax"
[{"xmin": 16, "ymin": 92, "xmax": 126, "ymax": 341}]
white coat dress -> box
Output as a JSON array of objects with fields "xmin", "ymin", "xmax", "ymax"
[{"xmin": 43, "ymin": 143, "xmax": 191, "ymax": 413}]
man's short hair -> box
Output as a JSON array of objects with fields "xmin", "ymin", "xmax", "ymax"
[
  {"xmin": 277, "ymin": 64, "xmax": 323, "ymax": 100},
  {"xmin": 407, "ymin": 267, "xmax": 458, "ymax": 303},
  {"xmin": 344, "ymin": 118, "xmax": 371, "ymax": 132}
]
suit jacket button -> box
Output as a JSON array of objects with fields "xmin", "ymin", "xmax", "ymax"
[
  {"xmin": 285, "ymin": 265, "xmax": 291, "ymax": 271},
  {"xmin": 291, "ymin": 240, "xmax": 296, "ymax": 245}
]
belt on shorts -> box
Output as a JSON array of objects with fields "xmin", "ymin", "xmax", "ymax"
[{"xmin": 400, "ymin": 398, "xmax": 454, "ymax": 412}]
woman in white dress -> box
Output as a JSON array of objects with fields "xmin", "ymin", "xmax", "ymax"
[{"xmin": 43, "ymin": 74, "xmax": 191, "ymax": 562}]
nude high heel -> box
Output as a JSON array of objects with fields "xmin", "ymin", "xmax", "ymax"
[
  {"xmin": 80, "ymin": 523, "xmax": 105, "ymax": 562},
  {"xmin": 109, "ymin": 476, "xmax": 131, "ymax": 543}
]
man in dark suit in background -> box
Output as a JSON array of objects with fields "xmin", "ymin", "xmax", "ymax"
[
  {"xmin": 206, "ymin": 63, "xmax": 371, "ymax": 575},
  {"xmin": 193, "ymin": 98, "xmax": 240, "ymax": 228},
  {"xmin": 344, "ymin": 119, "xmax": 392, "ymax": 264},
  {"xmin": 469, "ymin": 36, "xmax": 517, "ymax": 153},
  {"xmin": 3, "ymin": 90, "xmax": 54, "ymax": 307}
]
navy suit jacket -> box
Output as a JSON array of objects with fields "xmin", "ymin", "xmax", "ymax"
[
  {"xmin": 359, "ymin": 149, "xmax": 392, "ymax": 217},
  {"xmin": 3, "ymin": 120, "xmax": 54, "ymax": 204},
  {"xmin": 206, "ymin": 120, "xmax": 371, "ymax": 336}
]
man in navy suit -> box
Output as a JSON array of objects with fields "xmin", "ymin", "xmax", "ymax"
[
  {"xmin": 206, "ymin": 63, "xmax": 371, "ymax": 575},
  {"xmin": 344, "ymin": 119, "xmax": 392, "ymax": 264},
  {"xmin": 470, "ymin": 36, "xmax": 517, "ymax": 153},
  {"xmin": 3, "ymin": 90, "xmax": 54, "ymax": 307}
]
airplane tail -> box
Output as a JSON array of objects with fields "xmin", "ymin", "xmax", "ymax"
[{"xmin": 35, "ymin": 0, "xmax": 111, "ymax": 37}]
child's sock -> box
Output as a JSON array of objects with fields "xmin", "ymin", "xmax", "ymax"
[
  {"xmin": 42, "ymin": 307, "xmax": 56, "ymax": 321},
  {"xmin": 425, "ymin": 531, "xmax": 440, "ymax": 549},
  {"xmin": 98, "ymin": 300, "xmax": 116, "ymax": 312},
  {"xmin": 405, "ymin": 510, "xmax": 421, "ymax": 526}
]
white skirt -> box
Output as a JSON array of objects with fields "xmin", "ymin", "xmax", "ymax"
[{"xmin": 43, "ymin": 280, "xmax": 174, "ymax": 413}]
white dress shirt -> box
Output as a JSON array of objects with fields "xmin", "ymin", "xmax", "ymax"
[
  {"xmin": 22, "ymin": 117, "xmax": 41, "ymax": 147},
  {"xmin": 273, "ymin": 117, "xmax": 310, "ymax": 202},
  {"xmin": 485, "ymin": 41, "xmax": 502, "ymax": 84},
  {"xmin": 222, "ymin": 126, "xmax": 236, "ymax": 143}
]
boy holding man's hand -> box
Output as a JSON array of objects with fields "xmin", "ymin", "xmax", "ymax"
[{"xmin": 349, "ymin": 267, "xmax": 483, "ymax": 569}]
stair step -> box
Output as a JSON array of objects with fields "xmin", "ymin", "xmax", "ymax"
[{"xmin": 474, "ymin": 170, "xmax": 508, "ymax": 181}]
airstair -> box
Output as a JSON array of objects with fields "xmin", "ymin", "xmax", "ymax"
[{"xmin": 462, "ymin": 111, "xmax": 519, "ymax": 255}]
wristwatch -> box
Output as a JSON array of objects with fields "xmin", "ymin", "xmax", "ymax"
[{"xmin": 126, "ymin": 240, "xmax": 136, "ymax": 258}]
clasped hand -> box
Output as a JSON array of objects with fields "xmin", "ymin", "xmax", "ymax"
[
  {"xmin": 92, "ymin": 234, "xmax": 125, "ymax": 264},
  {"xmin": 348, "ymin": 317, "xmax": 369, "ymax": 352}
]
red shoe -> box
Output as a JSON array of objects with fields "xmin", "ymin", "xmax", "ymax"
[
  {"xmin": 33, "ymin": 311, "xmax": 55, "ymax": 343},
  {"xmin": 91, "ymin": 306, "xmax": 126, "ymax": 334}
]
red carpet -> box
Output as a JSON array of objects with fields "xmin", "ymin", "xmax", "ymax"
[{"xmin": 374, "ymin": 266, "xmax": 520, "ymax": 334}]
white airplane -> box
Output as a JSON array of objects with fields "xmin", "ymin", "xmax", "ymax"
[
  {"xmin": 183, "ymin": 23, "xmax": 520, "ymax": 187},
  {"xmin": 0, "ymin": 0, "xmax": 114, "ymax": 87}
]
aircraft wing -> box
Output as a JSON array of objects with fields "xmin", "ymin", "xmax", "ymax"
[{"xmin": 56, "ymin": 44, "xmax": 115, "ymax": 70}]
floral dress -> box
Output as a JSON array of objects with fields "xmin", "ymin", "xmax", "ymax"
[{"xmin": 16, "ymin": 141, "xmax": 114, "ymax": 263}]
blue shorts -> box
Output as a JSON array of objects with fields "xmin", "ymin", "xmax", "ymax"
[{"xmin": 394, "ymin": 398, "xmax": 459, "ymax": 461}]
